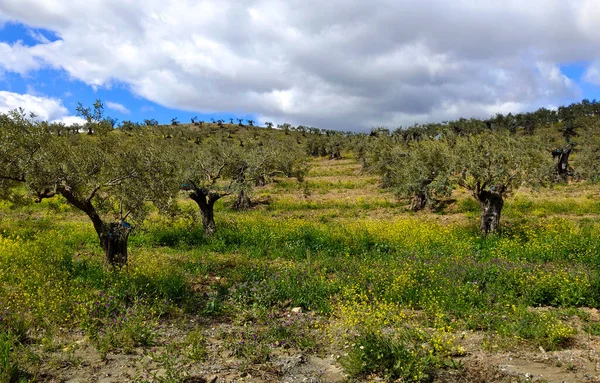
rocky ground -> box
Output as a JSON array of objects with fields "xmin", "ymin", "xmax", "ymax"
[{"xmin": 36, "ymin": 309, "xmax": 600, "ymax": 383}]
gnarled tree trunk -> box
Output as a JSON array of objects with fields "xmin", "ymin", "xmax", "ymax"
[
  {"xmin": 477, "ymin": 190, "xmax": 504, "ymax": 234},
  {"xmin": 233, "ymin": 189, "xmax": 252, "ymax": 211},
  {"xmin": 410, "ymin": 191, "xmax": 427, "ymax": 211},
  {"xmin": 329, "ymin": 150, "xmax": 341, "ymax": 160},
  {"xmin": 190, "ymin": 188, "xmax": 223, "ymax": 235},
  {"xmin": 57, "ymin": 187, "xmax": 131, "ymax": 267},
  {"xmin": 201, "ymin": 205, "xmax": 216, "ymax": 235},
  {"xmin": 557, "ymin": 148, "xmax": 571, "ymax": 180},
  {"xmin": 255, "ymin": 175, "xmax": 267, "ymax": 187},
  {"xmin": 99, "ymin": 221, "xmax": 131, "ymax": 268}
]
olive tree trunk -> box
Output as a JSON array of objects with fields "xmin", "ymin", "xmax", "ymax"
[
  {"xmin": 557, "ymin": 148, "xmax": 571, "ymax": 180},
  {"xmin": 255, "ymin": 175, "xmax": 267, "ymax": 187},
  {"xmin": 329, "ymin": 150, "xmax": 341, "ymax": 160},
  {"xmin": 190, "ymin": 188, "xmax": 223, "ymax": 235},
  {"xmin": 477, "ymin": 190, "xmax": 504, "ymax": 234},
  {"xmin": 59, "ymin": 187, "xmax": 131, "ymax": 267},
  {"xmin": 99, "ymin": 221, "xmax": 131, "ymax": 267},
  {"xmin": 200, "ymin": 203, "xmax": 216, "ymax": 235},
  {"xmin": 233, "ymin": 189, "xmax": 252, "ymax": 211},
  {"xmin": 410, "ymin": 191, "xmax": 427, "ymax": 211}
]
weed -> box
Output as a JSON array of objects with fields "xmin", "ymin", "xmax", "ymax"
[
  {"xmin": 584, "ymin": 322, "xmax": 600, "ymax": 336},
  {"xmin": 138, "ymin": 342, "xmax": 189, "ymax": 383},
  {"xmin": 3, "ymin": 157, "xmax": 600, "ymax": 381},
  {"xmin": 341, "ymin": 331, "xmax": 435, "ymax": 382},
  {"xmin": 183, "ymin": 327, "xmax": 207, "ymax": 362},
  {"xmin": 0, "ymin": 332, "xmax": 25, "ymax": 383}
]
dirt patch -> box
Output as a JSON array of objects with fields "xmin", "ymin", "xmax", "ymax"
[{"xmin": 35, "ymin": 324, "xmax": 600, "ymax": 383}]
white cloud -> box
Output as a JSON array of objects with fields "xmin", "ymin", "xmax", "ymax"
[
  {"xmin": 106, "ymin": 101, "xmax": 130, "ymax": 114},
  {"xmin": 52, "ymin": 115, "xmax": 85, "ymax": 125},
  {"xmin": 0, "ymin": 90, "xmax": 82, "ymax": 124},
  {"xmin": 577, "ymin": 0, "xmax": 600, "ymax": 42},
  {"xmin": 0, "ymin": 90, "xmax": 66, "ymax": 120},
  {"xmin": 584, "ymin": 62, "xmax": 600, "ymax": 86},
  {"xmin": 0, "ymin": 41, "xmax": 42, "ymax": 74},
  {"xmin": 0, "ymin": 0, "xmax": 598, "ymax": 130}
]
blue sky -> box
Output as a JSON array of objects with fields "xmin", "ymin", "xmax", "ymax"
[
  {"xmin": 0, "ymin": 22, "xmax": 257, "ymax": 125},
  {"xmin": 1, "ymin": 1, "xmax": 600, "ymax": 130},
  {"xmin": 560, "ymin": 62, "xmax": 599, "ymax": 103}
]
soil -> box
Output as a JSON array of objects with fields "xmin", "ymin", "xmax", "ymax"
[{"xmin": 34, "ymin": 309, "xmax": 600, "ymax": 383}]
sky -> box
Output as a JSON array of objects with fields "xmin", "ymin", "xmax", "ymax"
[{"xmin": 0, "ymin": 0, "xmax": 599, "ymax": 132}]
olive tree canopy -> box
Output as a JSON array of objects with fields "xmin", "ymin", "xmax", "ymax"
[
  {"xmin": 454, "ymin": 131, "xmax": 552, "ymax": 233},
  {"xmin": 0, "ymin": 108, "xmax": 180, "ymax": 267},
  {"xmin": 230, "ymin": 136, "xmax": 310, "ymax": 210},
  {"xmin": 182, "ymin": 136, "xmax": 239, "ymax": 235},
  {"xmin": 575, "ymin": 117, "xmax": 600, "ymax": 182},
  {"xmin": 387, "ymin": 138, "xmax": 454, "ymax": 211}
]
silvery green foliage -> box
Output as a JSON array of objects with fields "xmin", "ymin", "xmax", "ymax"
[
  {"xmin": 454, "ymin": 131, "xmax": 553, "ymax": 198},
  {"xmin": 183, "ymin": 135, "xmax": 239, "ymax": 193},
  {"xmin": 0, "ymin": 109, "xmax": 181, "ymax": 226},
  {"xmin": 387, "ymin": 138, "xmax": 454, "ymax": 207},
  {"xmin": 575, "ymin": 117, "xmax": 600, "ymax": 183},
  {"xmin": 234, "ymin": 136, "xmax": 310, "ymax": 188}
]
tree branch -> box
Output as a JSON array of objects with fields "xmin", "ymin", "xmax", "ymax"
[
  {"xmin": 35, "ymin": 188, "xmax": 56, "ymax": 203},
  {"xmin": 105, "ymin": 171, "xmax": 138, "ymax": 186},
  {"xmin": 87, "ymin": 172, "xmax": 138, "ymax": 202},
  {"xmin": 211, "ymin": 163, "xmax": 227, "ymax": 185},
  {"xmin": 0, "ymin": 174, "xmax": 26, "ymax": 183},
  {"xmin": 87, "ymin": 184, "xmax": 102, "ymax": 202}
]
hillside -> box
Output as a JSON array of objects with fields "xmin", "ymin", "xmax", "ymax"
[{"xmin": 3, "ymin": 147, "xmax": 600, "ymax": 381}]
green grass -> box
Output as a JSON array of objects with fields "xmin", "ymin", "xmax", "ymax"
[
  {"xmin": 3, "ymin": 158, "xmax": 600, "ymax": 381},
  {"xmin": 0, "ymin": 332, "xmax": 25, "ymax": 383},
  {"xmin": 273, "ymin": 177, "xmax": 377, "ymax": 192},
  {"xmin": 341, "ymin": 330, "xmax": 437, "ymax": 382}
]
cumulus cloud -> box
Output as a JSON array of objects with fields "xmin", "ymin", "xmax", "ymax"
[
  {"xmin": 584, "ymin": 62, "xmax": 600, "ymax": 86},
  {"xmin": 0, "ymin": 90, "xmax": 83, "ymax": 124},
  {"xmin": 0, "ymin": 41, "xmax": 43, "ymax": 74},
  {"xmin": 106, "ymin": 101, "xmax": 130, "ymax": 114},
  {"xmin": 52, "ymin": 115, "xmax": 86, "ymax": 125},
  {"xmin": 0, "ymin": 0, "xmax": 598, "ymax": 130}
]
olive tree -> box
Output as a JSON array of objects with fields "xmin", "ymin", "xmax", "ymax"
[
  {"xmin": 0, "ymin": 109, "xmax": 49, "ymax": 200},
  {"xmin": 575, "ymin": 117, "xmax": 600, "ymax": 182},
  {"xmin": 306, "ymin": 133, "xmax": 345, "ymax": 159},
  {"xmin": 547, "ymin": 109, "xmax": 581, "ymax": 181},
  {"xmin": 454, "ymin": 131, "xmax": 551, "ymax": 233},
  {"xmin": 356, "ymin": 134, "xmax": 396, "ymax": 187},
  {"xmin": 387, "ymin": 139, "xmax": 453, "ymax": 211},
  {"xmin": 76, "ymin": 99, "xmax": 113, "ymax": 135},
  {"xmin": 0, "ymin": 109, "xmax": 180, "ymax": 267},
  {"xmin": 182, "ymin": 136, "xmax": 238, "ymax": 235},
  {"xmin": 230, "ymin": 137, "xmax": 310, "ymax": 210}
]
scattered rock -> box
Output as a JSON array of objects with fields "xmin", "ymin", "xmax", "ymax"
[{"xmin": 275, "ymin": 354, "xmax": 307, "ymax": 373}]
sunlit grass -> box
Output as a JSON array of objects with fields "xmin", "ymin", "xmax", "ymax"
[{"xmin": 3, "ymin": 156, "xmax": 600, "ymax": 381}]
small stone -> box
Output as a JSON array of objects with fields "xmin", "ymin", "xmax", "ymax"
[{"xmin": 291, "ymin": 307, "xmax": 303, "ymax": 313}]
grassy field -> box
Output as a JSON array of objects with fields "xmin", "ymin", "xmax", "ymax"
[{"xmin": 3, "ymin": 155, "xmax": 600, "ymax": 382}]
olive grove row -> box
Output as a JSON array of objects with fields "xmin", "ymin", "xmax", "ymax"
[
  {"xmin": 2, "ymin": 99, "xmax": 600, "ymax": 267},
  {"xmin": 0, "ymin": 103, "xmax": 308, "ymax": 267}
]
